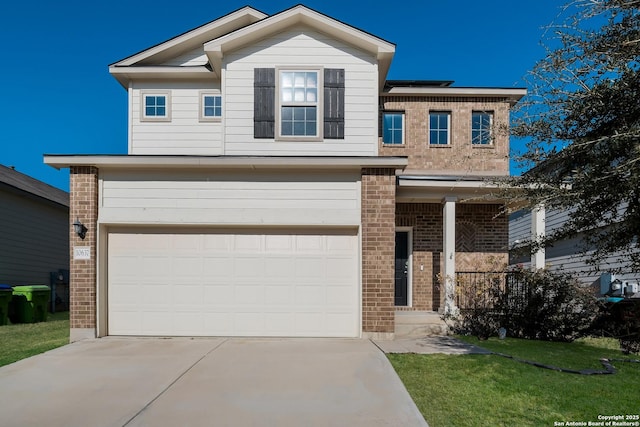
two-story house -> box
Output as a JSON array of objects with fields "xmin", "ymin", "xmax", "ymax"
[{"xmin": 45, "ymin": 5, "xmax": 525, "ymax": 341}]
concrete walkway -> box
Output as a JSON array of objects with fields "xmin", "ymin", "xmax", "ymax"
[
  {"xmin": 0, "ymin": 338, "xmax": 428, "ymax": 427},
  {"xmin": 374, "ymin": 336, "xmax": 491, "ymax": 355}
]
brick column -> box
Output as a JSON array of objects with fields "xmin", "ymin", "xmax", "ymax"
[
  {"xmin": 69, "ymin": 166, "xmax": 98, "ymax": 341},
  {"xmin": 361, "ymin": 168, "xmax": 396, "ymax": 339}
]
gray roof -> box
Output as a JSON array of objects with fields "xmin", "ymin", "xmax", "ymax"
[{"xmin": 0, "ymin": 164, "xmax": 69, "ymax": 207}]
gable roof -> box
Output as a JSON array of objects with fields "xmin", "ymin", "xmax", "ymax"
[
  {"xmin": 204, "ymin": 4, "xmax": 395, "ymax": 90},
  {"xmin": 0, "ymin": 164, "xmax": 69, "ymax": 208},
  {"xmin": 109, "ymin": 6, "xmax": 267, "ymax": 87},
  {"xmin": 109, "ymin": 4, "xmax": 395, "ymax": 90}
]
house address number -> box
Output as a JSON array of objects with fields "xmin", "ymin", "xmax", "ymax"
[{"xmin": 74, "ymin": 247, "xmax": 91, "ymax": 260}]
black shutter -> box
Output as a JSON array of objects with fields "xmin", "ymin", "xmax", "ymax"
[
  {"xmin": 254, "ymin": 68, "xmax": 275, "ymax": 138},
  {"xmin": 324, "ymin": 68, "xmax": 345, "ymax": 139}
]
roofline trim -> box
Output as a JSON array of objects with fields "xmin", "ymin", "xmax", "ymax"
[
  {"xmin": 110, "ymin": 6, "xmax": 268, "ymax": 67},
  {"xmin": 44, "ymin": 155, "xmax": 408, "ymax": 170}
]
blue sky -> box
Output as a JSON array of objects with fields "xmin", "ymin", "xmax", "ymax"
[{"xmin": 0, "ymin": 0, "xmax": 564, "ymax": 191}]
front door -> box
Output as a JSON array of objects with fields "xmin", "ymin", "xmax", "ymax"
[{"xmin": 394, "ymin": 231, "xmax": 409, "ymax": 306}]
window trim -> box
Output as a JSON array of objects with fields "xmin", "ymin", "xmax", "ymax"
[
  {"xmin": 140, "ymin": 91, "xmax": 171, "ymax": 122},
  {"xmin": 471, "ymin": 111, "xmax": 494, "ymax": 146},
  {"xmin": 429, "ymin": 111, "xmax": 451, "ymax": 146},
  {"xmin": 275, "ymin": 66, "xmax": 324, "ymax": 142},
  {"xmin": 382, "ymin": 111, "xmax": 405, "ymax": 145},
  {"xmin": 199, "ymin": 91, "xmax": 222, "ymax": 122}
]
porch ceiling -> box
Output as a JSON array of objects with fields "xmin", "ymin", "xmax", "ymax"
[{"xmin": 396, "ymin": 175, "xmax": 511, "ymax": 204}]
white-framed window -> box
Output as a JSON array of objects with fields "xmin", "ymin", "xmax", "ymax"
[
  {"xmin": 277, "ymin": 68, "xmax": 322, "ymax": 140},
  {"xmin": 199, "ymin": 92, "xmax": 222, "ymax": 122},
  {"xmin": 383, "ymin": 112, "xmax": 405, "ymax": 145},
  {"xmin": 472, "ymin": 111, "xmax": 493, "ymax": 145},
  {"xmin": 141, "ymin": 91, "xmax": 171, "ymax": 122},
  {"xmin": 429, "ymin": 111, "xmax": 450, "ymax": 145}
]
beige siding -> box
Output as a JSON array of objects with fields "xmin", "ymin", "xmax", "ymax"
[
  {"xmin": 163, "ymin": 47, "xmax": 208, "ymax": 66},
  {"xmin": 130, "ymin": 81, "xmax": 222, "ymax": 155},
  {"xmin": 99, "ymin": 170, "xmax": 361, "ymax": 226},
  {"xmin": 223, "ymin": 27, "xmax": 378, "ymax": 155},
  {"xmin": 0, "ymin": 190, "xmax": 69, "ymax": 286}
]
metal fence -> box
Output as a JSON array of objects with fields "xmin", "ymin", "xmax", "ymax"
[{"xmin": 454, "ymin": 271, "xmax": 530, "ymax": 312}]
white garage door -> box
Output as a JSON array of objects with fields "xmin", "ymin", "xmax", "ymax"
[{"xmin": 107, "ymin": 230, "xmax": 359, "ymax": 337}]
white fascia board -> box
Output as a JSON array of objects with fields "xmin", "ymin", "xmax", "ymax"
[
  {"xmin": 109, "ymin": 66, "xmax": 216, "ymax": 88},
  {"xmin": 112, "ymin": 7, "xmax": 267, "ymax": 67},
  {"xmin": 44, "ymin": 155, "xmax": 408, "ymax": 170},
  {"xmin": 383, "ymin": 87, "xmax": 527, "ymax": 103},
  {"xmin": 204, "ymin": 5, "xmax": 395, "ymax": 86}
]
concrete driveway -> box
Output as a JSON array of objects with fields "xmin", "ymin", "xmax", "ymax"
[{"xmin": 0, "ymin": 338, "xmax": 427, "ymax": 427}]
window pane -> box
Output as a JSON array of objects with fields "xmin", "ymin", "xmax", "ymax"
[
  {"xmin": 472, "ymin": 112, "xmax": 492, "ymax": 145},
  {"xmin": 157, "ymin": 107, "xmax": 165, "ymax": 116},
  {"xmin": 306, "ymin": 88, "xmax": 317, "ymax": 102},
  {"xmin": 281, "ymin": 72, "xmax": 293, "ymax": 88},
  {"xmin": 146, "ymin": 106, "xmax": 155, "ymax": 116},
  {"xmin": 282, "ymin": 88, "xmax": 293, "ymax": 102},
  {"xmin": 383, "ymin": 113, "xmax": 403, "ymax": 144},
  {"xmin": 293, "ymin": 107, "xmax": 306, "ymax": 120},
  {"xmin": 429, "ymin": 112, "xmax": 449, "ymax": 144},
  {"xmin": 156, "ymin": 97, "xmax": 165, "ymax": 106},
  {"xmin": 294, "ymin": 122, "xmax": 305, "ymax": 135},
  {"xmin": 294, "ymin": 88, "xmax": 305, "ymax": 102},
  {"xmin": 282, "ymin": 121, "xmax": 293, "ymax": 136},
  {"xmin": 282, "ymin": 106, "xmax": 293, "ymax": 120},
  {"xmin": 204, "ymin": 96, "xmax": 214, "ymax": 107},
  {"xmin": 306, "ymin": 107, "xmax": 316, "ymax": 121},
  {"xmin": 306, "ymin": 72, "xmax": 317, "ymax": 88}
]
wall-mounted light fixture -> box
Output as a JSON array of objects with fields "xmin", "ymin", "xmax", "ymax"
[{"xmin": 73, "ymin": 218, "xmax": 88, "ymax": 239}]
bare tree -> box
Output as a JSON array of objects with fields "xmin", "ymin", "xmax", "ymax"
[{"xmin": 511, "ymin": 0, "xmax": 640, "ymax": 271}]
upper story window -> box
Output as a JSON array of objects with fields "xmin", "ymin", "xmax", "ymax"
[
  {"xmin": 279, "ymin": 70, "xmax": 320, "ymax": 138},
  {"xmin": 253, "ymin": 68, "xmax": 344, "ymax": 140},
  {"xmin": 141, "ymin": 91, "xmax": 171, "ymax": 122},
  {"xmin": 472, "ymin": 111, "xmax": 493, "ymax": 145},
  {"xmin": 382, "ymin": 112, "xmax": 404, "ymax": 145},
  {"xmin": 200, "ymin": 92, "xmax": 222, "ymax": 122},
  {"xmin": 429, "ymin": 112, "xmax": 450, "ymax": 145}
]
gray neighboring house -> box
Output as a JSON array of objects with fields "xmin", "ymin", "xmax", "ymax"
[
  {"xmin": 0, "ymin": 164, "xmax": 69, "ymax": 287},
  {"xmin": 509, "ymin": 207, "xmax": 639, "ymax": 291}
]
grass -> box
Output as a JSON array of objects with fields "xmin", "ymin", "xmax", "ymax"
[
  {"xmin": 388, "ymin": 336, "xmax": 640, "ymax": 427},
  {"xmin": 0, "ymin": 311, "xmax": 70, "ymax": 367}
]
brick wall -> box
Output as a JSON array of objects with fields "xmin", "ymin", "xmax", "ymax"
[
  {"xmin": 361, "ymin": 168, "xmax": 396, "ymax": 334},
  {"xmin": 396, "ymin": 202, "xmax": 508, "ymax": 311},
  {"xmin": 379, "ymin": 96, "xmax": 510, "ymax": 175},
  {"xmin": 69, "ymin": 166, "xmax": 98, "ymax": 333}
]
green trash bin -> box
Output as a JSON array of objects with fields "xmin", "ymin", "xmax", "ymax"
[
  {"xmin": 0, "ymin": 284, "xmax": 13, "ymax": 325},
  {"xmin": 11, "ymin": 285, "xmax": 50, "ymax": 323}
]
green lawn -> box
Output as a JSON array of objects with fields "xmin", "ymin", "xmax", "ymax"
[
  {"xmin": 388, "ymin": 337, "xmax": 640, "ymax": 427},
  {"xmin": 0, "ymin": 311, "xmax": 70, "ymax": 367}
]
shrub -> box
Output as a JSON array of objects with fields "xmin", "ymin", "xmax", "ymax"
[{"xmin": 444, "ymin": 268, "xmax": 602, "ymax": 342}]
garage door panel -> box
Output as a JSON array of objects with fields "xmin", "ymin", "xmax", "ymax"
[{"xmin": 108, "ymin": 230, "xmax": 358, "ymax": 337}]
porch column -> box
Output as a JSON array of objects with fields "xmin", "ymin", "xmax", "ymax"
[
  {"xmin": 531, "ymin": 203, "xmax": 546, "ymax": 270},
  {"xmin": 442, "ymin": 196, "xmax": 457, "ymax": 313}
]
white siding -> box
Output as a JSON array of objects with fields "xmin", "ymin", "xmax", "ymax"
[
  {"xmin": 223, "ymin": 27, "xmax": 378, "ymax": 155},
  {"xmin": 99, "ymin": 169, "xmax": 361, "ymax": 226},
  {"xmin": 130, "ymin": 81, "xmax": 223, "ymax": 155}
]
